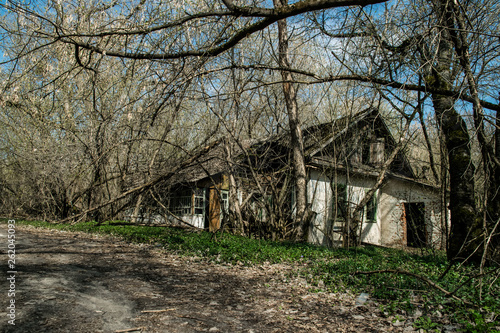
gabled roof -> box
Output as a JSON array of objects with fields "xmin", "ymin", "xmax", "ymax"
[
  {"xmin": 167, "ymin": 106, "xmax": 430, "ymax": 186},
  {"xmin": 303, "ymin": 107, "xmax": 417, "ymax": 179},
  {"xmin": 260, "ymin": 107, "xmax": 383, "ymax": 155},
  {"xmin": 253, "ymin": 106, "xmax": 419, "ymax": 180},
  {"xmin": 168, "ymin": 138, "xmax": 258, "ymax": 186},
  {"xmin": 304, "ymin": 107, "xmax": 381, "ymax": 157}
]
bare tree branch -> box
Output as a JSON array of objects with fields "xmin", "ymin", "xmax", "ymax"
[{"xmin": 15, "ymin": 0, "xmax": 388, "ymax": 61}]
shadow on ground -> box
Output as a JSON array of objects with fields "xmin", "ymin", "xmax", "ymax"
[{"xmin": 0, "ymin": 225, "xmax": 393, "ymax": 333}]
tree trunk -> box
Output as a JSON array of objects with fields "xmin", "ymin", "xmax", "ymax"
[
  {"xmin": 131, "ymin": 194, "xmax": 143, "ymax": 224},
  {"xmin": 224, "ymin": 140, "xmax": 245, "ymax": 235},
  {"xmin": 274, "ymin": 0, "xmax": 309, "ymax": 241},
  {"xmin": 432, "ymin": 93, "xmax": 480, "ymax": 261},
  {"xmin": 424, "ymin": 0, "xmax": 480, "ymax": 261},
  {"xmin": 494, "ymin": 104, "xmax": 500, "ymax": 215},
  {"xmin": 488, "ymin": 102, "xmax": 500, "ymax": 255}
]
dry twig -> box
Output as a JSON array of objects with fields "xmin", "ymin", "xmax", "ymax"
[
  {"xmin": 141, "ymin": 308, "xmax": 176, "ymax": 313},
  {"xmin": 115, "ymin": 328, "xmax": 144, "ymax": 333}
]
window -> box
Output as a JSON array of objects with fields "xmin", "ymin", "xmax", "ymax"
[
  {"xmin": 221, "ymin": 190, "xmax": 229, "ymax": 216},
  {"xmin": 365, "ymin": 191, "xmax": 377, "ymax": 223},
  {"xmin": 169, "ymin": 188, "xmax": 206, "ymax": 216},
  {"xmin": 333, "ymin": 183, "xmax": 347, "ymax": 221},
  {"xmin": 170, "ymin": 195, "xmax": 192, "ymax": 216},
  {"xmin": 194, "ymin": 188, "xmax": 206, "ymax": 215}
]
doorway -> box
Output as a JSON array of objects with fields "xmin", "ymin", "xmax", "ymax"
[{"xmin": 405, "ymin": 202, "xmax": 427, "ymax": 248}]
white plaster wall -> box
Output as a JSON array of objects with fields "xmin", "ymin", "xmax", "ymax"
[
  {"xmin": 178, "ymin": 215, "xmax": 205, "ymax": 228},
  {"xmin": 307, "ymin": 171, "xmax": 333, "ymax": 246},
  {"xmin": 347, "ymin": 180, "xmax": 382, "ymax": 246},
  {"xmin": 307, "ymin": 170, "xmax": 383, "ymax": 246},
  {"xmin": 307, "ymin": 170, "xmax": 445, "ymax": 249},
  {"xmin": 381, "ymin": 179, "xmax": 444, "ymax": 248},
  {"xmin": 125, "ymin": 212, "xmax": 205, "ymax": 229},
  {"xmin": 378, "ymin": 189, "xmax": 404, "ymax": 247}
]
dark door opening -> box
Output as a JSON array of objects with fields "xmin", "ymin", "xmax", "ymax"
[{"xmin": 405, "ymin": 202, "xmax": 427, "ymax": 248}]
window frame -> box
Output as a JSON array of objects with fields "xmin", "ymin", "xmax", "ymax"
[
  {"xmin": 170, "ymin": 195, "xmax": 192, "ymax": 216},
  {"xmin": 193, "ymin": 188, "xmax": 206, "ymax": 216},
  {"xmin": 169, "ymin": 188, "xmax": 206, "ymax": 217},
  {"xmin": 220, "ymin": 190, "xmax": 229, "ymax": 215}
]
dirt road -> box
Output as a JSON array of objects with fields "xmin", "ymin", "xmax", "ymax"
[{"xmin": 0, "ymin": 223, "xmax": 436, "ymax": 332}]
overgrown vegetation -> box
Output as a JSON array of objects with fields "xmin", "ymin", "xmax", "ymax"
[{"xmin": 6, "ymin": 219, "xmax": 500, "ymax": 331}]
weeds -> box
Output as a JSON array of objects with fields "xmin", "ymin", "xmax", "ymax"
[
  {"xmin": 461, "ymin": 310, "xmax": 500, "ymax": 333},
  {"xmin": 413, "ymin": 316, "xmax": 441, "ymax": 332},
  {"xmin": 4, "ymin": 219, "xmax": 499, "ymax": 330}
]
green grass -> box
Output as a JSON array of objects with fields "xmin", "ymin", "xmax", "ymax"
[
  {"xmin": 5, "ymin": 219, "xmax": 334, "ymax": 264},
  {"xmin": 3, "ymin": 218, "xmax": 499, "ymax": 330}
]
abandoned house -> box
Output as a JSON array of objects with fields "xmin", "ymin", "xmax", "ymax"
[
  {"xmin": 300, "ymin": 108, "xmax": 446, "ymax": 249},
  {"xmin": 128, "ymin": 107, "xmax": 447, "ymax": 249},
  {"xmin": 126, "ymin": 141, "xmax": 236, "ymax": 231}
]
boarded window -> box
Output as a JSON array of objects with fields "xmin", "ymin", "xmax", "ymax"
[{"xmin": 369, "ymin": 138, "xmax": 385, "ymax": 165}]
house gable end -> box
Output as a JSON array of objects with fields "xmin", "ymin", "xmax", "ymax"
[{"xmin": 307, "ymin": 108, "xmax": 417, "ymax": 179}]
